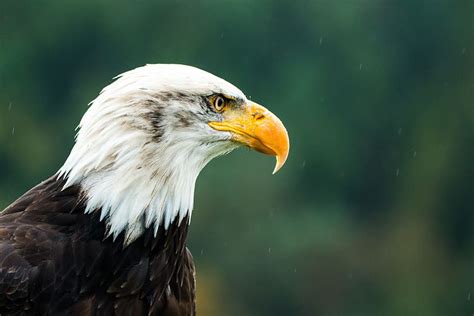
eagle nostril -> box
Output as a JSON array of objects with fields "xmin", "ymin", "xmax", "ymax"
[{"xmin": 253, "ymin": 112, "xmax": 265, "ymax": 120}]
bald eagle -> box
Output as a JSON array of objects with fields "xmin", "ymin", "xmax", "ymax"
[{"xmin": 0, "ymin": 64, "xmax": 289, "ymax": 315}]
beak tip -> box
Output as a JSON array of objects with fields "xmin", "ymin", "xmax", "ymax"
[
  {"xmin": 270, "ymin": 125, "xmax": 289, "ymax": 175},
  {"xmin": 272, "ymin": 153, "xmax": 288, "ymax": 175}
]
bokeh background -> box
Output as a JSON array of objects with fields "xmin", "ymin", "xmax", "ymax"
[{"xmin": 1, "ymin": 1, "xmax": 473, "ymax": 315}]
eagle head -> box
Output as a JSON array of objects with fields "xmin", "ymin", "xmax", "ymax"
[{"xmin": 58, "ymin": 64, "xmax": 289, "ymax": 244}]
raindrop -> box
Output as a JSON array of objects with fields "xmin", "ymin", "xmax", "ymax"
[
  {"xmin": 319, "ymin": 37, "xmax": 323, "ymax": 45},
  {"xmin": 462, "ymin": 48, "xmax": 466, "ymax": 55},
  {"xmin": 413, "ymin": 151, "xmax": 417, "ymax": 158},
  {"xmin": 396, "ymin": 168, "xmax": 400, "ymax": 177},
  {"xmin": 8, "ymin": 102, "xmax": 12, "ymax": 111},
  {"xmin": 468, "ymin": 292, "xmax": 471, "ymax": 301},
  {"xmin": 302, "ymin": 160, "xmax": 306, "ymax": 168},
  {"xmin": 359, "ymin": 63, "xmax": 363, "ymax": 70},
  {"xmin": 11, "ymin": 127, "xmax": 15, "ymax": 135},
  {"xmin": 268, "ymin": 248, "xmax": 272, "ymax": 253},
  {"xmin": 398, "ymin": 128, "xmax": 402, "ymax": 135}
]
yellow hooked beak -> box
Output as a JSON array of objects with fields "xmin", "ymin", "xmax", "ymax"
[{"xmin": 208, "ymin": 101, "xmax": 289, "ymax": 174}]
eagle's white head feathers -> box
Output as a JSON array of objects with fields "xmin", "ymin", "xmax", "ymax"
[{"xmin": 58, "ymin": 64, "xmax": 289, "ymax": 245}]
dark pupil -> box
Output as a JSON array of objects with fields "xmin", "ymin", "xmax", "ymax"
[{"xmin": 217, "ymin": 98, "xmax": 223, "ymax": 108}]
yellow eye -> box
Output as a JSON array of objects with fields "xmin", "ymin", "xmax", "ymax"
[{"xmin": 213, "ymin": 96, "xmax": 226, "ymax": 112}]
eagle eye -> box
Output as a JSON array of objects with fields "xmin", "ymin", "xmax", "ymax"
[{"xmin": 212, "ymin": 95, "xmax": 227, "ymax": 113}]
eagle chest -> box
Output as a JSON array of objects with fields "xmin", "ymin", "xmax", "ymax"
[{"xmin": 62, "ymin": 218, "xmax": 196, "ymax": 315}]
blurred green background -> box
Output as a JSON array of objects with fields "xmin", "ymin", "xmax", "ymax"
[{"xmin": 1, "ymin": 1, "xmax": 473, "ymax": 315}]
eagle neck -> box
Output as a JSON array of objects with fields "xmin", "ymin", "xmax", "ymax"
[{"xmin": 58, "ymin": 137, "xmax": 213, "ymax": 245}]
